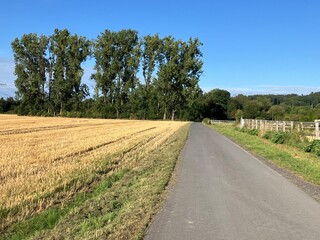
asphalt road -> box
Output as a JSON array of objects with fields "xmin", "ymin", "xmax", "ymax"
[{"xmin": 144, "ymin": 123, "xmax": 320, "ymax": 240}]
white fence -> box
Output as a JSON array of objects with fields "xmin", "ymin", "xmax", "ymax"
[
  {"xmin": 240, "ymin": 118, "xmax": 320, "ymax": 140},
  {"xmin": 209, "ymin": 120, "xmax": 236, "ymax": 125}
]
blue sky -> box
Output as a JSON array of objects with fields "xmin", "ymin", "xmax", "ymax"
[{"xmin": 1, "ymin": 0, "xmax": 320, "ymax": 98}]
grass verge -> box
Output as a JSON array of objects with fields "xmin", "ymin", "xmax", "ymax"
[
  {"xmin": 207, "ymin": 124, "xmax": 320, "ymax": 186},
  {"xmin": 3, "ymin": 123, "xmax": 190, "ymax": 240}
]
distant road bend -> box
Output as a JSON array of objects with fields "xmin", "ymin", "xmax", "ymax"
[{"xmin": 145, "ymin": 123, "xmax": 320, "ymax": 240}]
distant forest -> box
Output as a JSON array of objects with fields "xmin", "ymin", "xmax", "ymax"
[{"xmin": 2, "ymin": 28, "xmax": 320, "ymax": 122}]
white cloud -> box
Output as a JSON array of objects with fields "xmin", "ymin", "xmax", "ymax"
[{"xmin": 212, "ymin": 85, "xmax": 320, "ymax": 96}]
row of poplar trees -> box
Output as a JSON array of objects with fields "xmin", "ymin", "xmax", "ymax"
[{"xmin": 12, "ymin": 28, "xmax": 203, "ymax": 120}]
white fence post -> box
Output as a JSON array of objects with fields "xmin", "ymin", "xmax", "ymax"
[
  {"xmin": 240, "ymin": 119, "xmax": 319, "ymax": 139},
  {"xmin": 315, "ymin": 120, "xmax": 320, "ymax": 140},
  {"xmin": 240, "ymin": 117, "xmax": 244, "ymax": 128}
]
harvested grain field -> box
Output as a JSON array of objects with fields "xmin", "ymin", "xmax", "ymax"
[{"xmin": 0, "ymin": 115, "xmax": 190, "ymax": 239}]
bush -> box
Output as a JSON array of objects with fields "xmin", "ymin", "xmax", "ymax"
[
  {"xmin": 202, "ymin": 118, "xmax": 210, "ymax": 124},
  {"xmin": 248, "ymin": 129, "xmax": 259, "ymax": 136},
  {"xmin": 262, "ymin": 131, "xmax": 289, "ymax": 144},
  {"xmin": 271, "ymin": 132, "xmax": 289, "ymax": 144},
  {"xmin": 237, "ymin": 127, "xmax": 259, "ymax": 136},
  {"xmin": 304, "ymin": 140, "xmax": 320, "ymax": 156},
  {"xmin": 263, "ymin": 131, "xmax": 273, "ymax": 140}
]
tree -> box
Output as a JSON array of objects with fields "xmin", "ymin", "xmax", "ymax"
[
  {"xmin": 156, "ymin": 36, "xmax": 178, "ymax": 120},
  {"xmin": 12, "ymin": 33, "xmax": 49, "ymax": 114},
  {"xmin": 93, "ymin": 29, "xmax": 140, "ymax": 118},
  {"xmin": 141, "ymin": 34, "xmax": 161, "ymax": 119},
  {"xmin": 156, "ymin": 36, "xmax": 203, "ymax": 120},
  {"xmin": 243, "ymin": 100, "xmax": 262, "ymax": 119},
  {"xmin": 11, "ymin": 28, "xmax": 205, "ymax": 120},
  {"xmin": 92, "ymin": 29, "xmax": 118, "ymax": 117},
  {"xmin": 179, "ymin": 38, "xmax": 203, "ymax": 120},
  {"xmin": 268, "ymin": 105, "xmax": 285, "ymax": 120},
  {"xmin": 50, "ymin": 29, "xmax": 91, "ymax": 115},
  {"xmin": 203, "ymin": 89, "xmax": 231, "ymax": 119}
]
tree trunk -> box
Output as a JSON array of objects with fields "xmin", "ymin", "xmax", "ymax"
[
  {"xmin": 163, "ymin": 106, "xmax": 167, "ymax": 120},
  {"xmin": 171, "ymin": 109, "xmax": 175, "ymax": 121},
  {"xmin": 60, "ymin": 102, "xmax": 63, "ymax": 116}
]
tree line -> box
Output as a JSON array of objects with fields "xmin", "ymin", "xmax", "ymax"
[
  {"xmin": 11, "ymin": 28, "xmax": 203, "ymax": 120},
  {"xmin": 204, "ymin": 89, "xmax": 320, "ymax": 122},
  {"xmin": 3, "ymin": 85, "xmax": 320, "ymax": 122},
  {"xmin": 8, "ymin": 28, "xmax": 320, "ymax": 121}
]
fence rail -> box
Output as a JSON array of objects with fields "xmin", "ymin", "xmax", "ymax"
[
  {"xmin": 240, "ymin": 118, "xmax": 320, "ymax": 140},
  {"xmin": 209, "ymin": 120, "xmax": 236, "ymax": 125}
]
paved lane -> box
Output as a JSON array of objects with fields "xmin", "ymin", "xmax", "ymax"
[{"xmin": 145, "ymin": 123, "xmax": 320, "ymax": 240}]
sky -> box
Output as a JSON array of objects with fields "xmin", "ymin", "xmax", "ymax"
[{"xmin": 1, "ymin": 0, "xmax": 320, "ymax": 98}]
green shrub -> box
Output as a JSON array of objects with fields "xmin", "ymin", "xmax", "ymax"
[
  {"xmin": 238, "ymin": 127, "xmax": 246, "ymax": 133},
  {"xmin": 248, "ymin": 129, "xmax": 259, "ymax": 136},
  {"xmin": 285, "ymin": 132, "xmax": 306, "ymax": 148},
  {"xmin": 236, "ymin": 127, "xmax": 259, "ymax": 136},
  {"xmin": 304, "ymin": 140, "xmax": 320, "ymax": 156},
  {"xmin": 202, "ymin": 118, "xmax": 210, "ymax": 124},
  {"xmin": 263, "ymin": 131, "xmax": 273, "ymax": 140},
  {"xmin": 271, "ymin": 132, "xmax": 289, "ymax": 144},
  {"xmin": 263, "ymin": 131, "xmax": 289, "ymax": 144}
]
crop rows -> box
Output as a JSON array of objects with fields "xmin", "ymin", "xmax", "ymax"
[{"xmin": 0, "ymin": 115, "xmax": 187, "ymax": 232}]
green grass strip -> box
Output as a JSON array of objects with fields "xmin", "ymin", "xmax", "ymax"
[
  {"xmin": 4, "ymin": 169, "xmax": 128, "ymax": 240},
  {"xmin": 207, "ymin": 124, "xmax": 320, "ymax": 185}
]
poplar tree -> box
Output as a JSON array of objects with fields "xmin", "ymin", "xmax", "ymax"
[
  {"xmin": 156, "ymin": 37, "xmax": 203, "ymax": 120},
  {"xmin": 12, "ymin": 33, "xmax": 49, "ymax": 114},
  {"xmin": 50, "ymin": 29, "xmax": 91, "ymax": 115},
  {"xmin": 141, "ymin": 34, "xmax": 161, "ymax": 119},
  {"xmin": 93, "ymin": 29, "xmax": 140, "ymax": 118}
]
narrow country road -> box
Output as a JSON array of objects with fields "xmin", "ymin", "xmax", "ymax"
[{"xmin": 144, "ymin": 123, "xmax": 320, "ymax": 240}]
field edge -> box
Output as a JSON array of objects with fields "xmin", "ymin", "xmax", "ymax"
[{"xmin": 3, "ymin": 122, "xmax": 191, "ymax": 240}]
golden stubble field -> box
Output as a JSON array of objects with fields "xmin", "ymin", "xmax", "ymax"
[{"xmin": 0, "ymin": 114, "xmax": 188, "ymax": 230}]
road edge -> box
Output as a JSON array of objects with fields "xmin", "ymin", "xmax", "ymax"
[{"xmin": 204, "ymin": 123, "xmax": 320, "ymax": 203}]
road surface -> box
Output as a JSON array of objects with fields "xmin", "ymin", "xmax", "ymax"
[{"xmin": 144, "ymin": 123, "xmax": 320, "ymax": 240}]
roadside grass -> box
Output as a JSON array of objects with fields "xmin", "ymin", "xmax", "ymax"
[
  {"xmin": 3, "ymin": 123, "xmax": 190, "ymax": 240},
  {"xmin": 3, "ymin": 168, "xmax": 128, "ymax": 240},
  {"xmin": 207, "ymin": 124, "xmax": 320, "ymax": 186}
]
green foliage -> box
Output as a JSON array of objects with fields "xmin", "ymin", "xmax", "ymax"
[
  {"xmin": 263, "ymin": 131, "xmax": 305, "ymax": 146},
  {"xmin": 202, "ymin": 118, "xmax": 210, "ymax": 124},
  {"xmin": 263, "ymin": 131, "xmax": 289, "ymax": 144},
  {"xmin": 227, "ymin": 92, "xmax": 320, "ymax": 121},
  {"xmin": 11, "ymin": 28, "xmax": 204, "ymax": 121},
  {"xmin": 4, "ymin": 169, "xmax": 128, "ymax": 239},
  {"xmin": 234, "ymin": 109, "xmax": 242, "ymax": 123},
  {"xmin": 50, "ymin": 29, "xmax": 91, "ymax": 115},
  {"xmin": 263, "ymin": 131, "xmax": 273, "ymax": 140},
  {"xmin": 12, "ymin": 33, "xmax": 49, "ymax": 113},
  {"xmin": 202, "ymin": 89, "xmax": 231, "ymax": 120},
  {"xmin": 93, "ymin": 29, "xmax": 140, "ymax": 118},
  {"xmin": 304, "ymin": 140, "xmax": 320, "ymax": 156},
  {"xmin": 238, "ymin": 127, "xmax": 259, "ymax": 136},
  {"xmin": 0, "ymin": 97, "xmax": 18, "ymax": 113},
  {"xmin": 11, "ymin": 29, "xmax": 91, "ymax": 116},
  {"xmin": 270, "ymin": 132, "xmax": 288, "ymax": 144},
  {"xmin": 248, "ymin": 129, "xmax": 260, "ymax": 136},
  {"xmin": 269, "ymin": 105, "xmax": 285, "ymax": 120}
]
